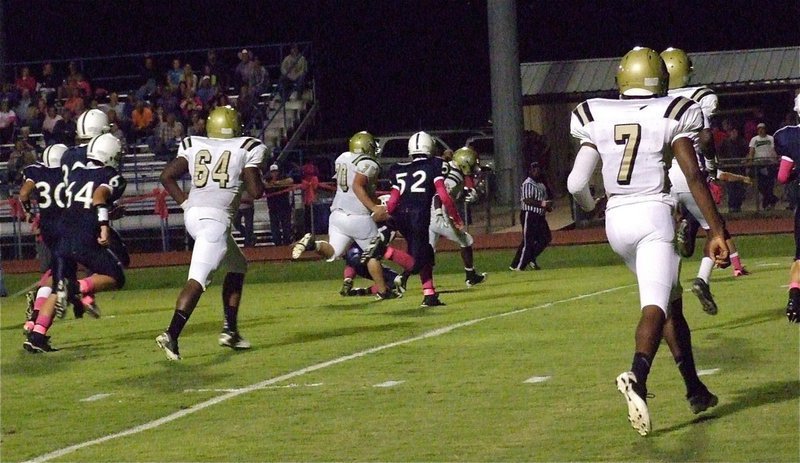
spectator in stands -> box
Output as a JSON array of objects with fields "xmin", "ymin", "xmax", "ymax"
[
  {"xmin": 41, "ymin": 105, "xmax": 62, "ymax": 144},
  {"xmin": 102, "ymin": 92, "xmax": 127, "ymax": 121},
  {"xmin": 38, "ymin": 62, "xmax": 59, "ymax": 102},
  {"xmin": 14, "ymin": 88, "xmax": 33, "ymax": 126},
  {"xmin": 131, "ymin": 99, "xmax": 155, "ymax": 143},
  {"xmin": 234, "ymin": 49, "xmax": 253, "ymax": 89},
  {"xmin": 265, "ymin": 163, "xmax": 295, "ymax": 245},
  {"xmin": 234, "ymin": 190, "xmax": 257, "ymax": 247},
  {"xmin": 106, "ymin": 109, "xmax": 126, "ymax": 141},
  {"xmin": 58, "ymin": 61, "xmax": 80, "ymax": 100},
  {"xmin": 6, "ymin": 136, "xmax": 36, "ymax": 184},
  {"xmin": 747, "ymin": 122, "xmax": 779, "ymax": 210},
  {"xmin": 181, "ymin": 63, "xmax": 198, "ymax": 93},
  {"xmin": 179, "ymin": 88, "xmax": 203, "ymax": 121},
  {"xmin": 277, "ymin": 43, "xmax": 307, "ymax": 101},
  {"xmin": 136, "ymin": 55, "xmax": 161, "ymax": 100},
  {"xmin": 167, "ymin": 58, "xmax": 183, "ymax": 89},
  {"xmin": 187, "ymin": 111, "xmax": 206, "ymax": 137},
  {"xmin": 204, "ymin": 49, "xmax": 226, "ymax": 90},
  {"xmin": 155, "ymin": 111, "xmax": 184, "ymax": 160},
  {"xmin": 15, "ymin": 66, "xmax": 37, "ymax": 96},
  {"xmin": 743, "ymin": 108, "xmax": 765, "ymax": 142},
  {"xmin": 75, "ymin": 73, "xmax": 91, "ymax": 98},
  {"xmin": 0, "ymin": 99, "xmax": 17, "ymax": 144},
  {"xmin": 200, "ymin": 63, "xmax": 219, "ymax": 88},
  {"xmin": 249, "ymin": 55, "xmax": 268, "ymax": 96},
  {"xmin": 63, "ymin": 87, "xmax": 84, "ymax": 114},
  {"xmin": 718, "ymin": 124, "xmax": 749, "ymax": 212},
  {"xmin": 27, "ymin": 97, "xmax": 47, "ymax": 134},
  {"xmin": 196, "ymin": 76, "xmax": 217, "ymax": 106},
  {"xmin": 214, "ymin": 93, "xmax": 230, "ymax": 109},
  {"xmin": 236, "ymin": 84, "xmax": 255, "ymax": 126},
  {"xmin": 52, "ymin": 108, "xmax": 76, "ymax": 145}
]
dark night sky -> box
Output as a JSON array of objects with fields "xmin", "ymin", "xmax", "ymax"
[{"xmin": 3, "ymin": 0, "xmax": 799, "ymax": 137}]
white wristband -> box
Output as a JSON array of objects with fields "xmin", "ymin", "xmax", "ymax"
[{"xmin": 180, "ymin": 200, "xmax": 188, "ymax": 210}]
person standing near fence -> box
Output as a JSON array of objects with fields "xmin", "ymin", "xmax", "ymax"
[
  {"xmin": 748, "ymin": 122, "xmax": 779, "ymax": 210},
  {"xmin": 265, "ymin": 163, "xmax": 294, "ymax": 246},
  {"xmin": 510, "ymin": 161, "xmax": 552, "ymax": 271},
  {"xmin": 775, "ymin": 93, "xmax": 800, "ymax": 323}
]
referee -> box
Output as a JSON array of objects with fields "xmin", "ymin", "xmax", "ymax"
[{"xmin": 510, "ymin": 161, "xmax": 552, "ymax": 271}]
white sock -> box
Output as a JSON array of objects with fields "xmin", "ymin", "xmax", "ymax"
[{"xmin": 698, "ymin": 257, "xmax": 714, "ymax": 283}]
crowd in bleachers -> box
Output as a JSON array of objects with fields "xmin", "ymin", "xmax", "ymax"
[{"xmin": 1, "ymin": 44, "xmax": 311, "ymax": 196}]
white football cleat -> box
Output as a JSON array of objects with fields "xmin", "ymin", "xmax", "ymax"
[
  {"xmin": 291, "ymin": 233, "xmax": 315, "ymax": 260},
  {"xmin": 616, "ymin": 371, "xmax": 651, "ymax": 436}
]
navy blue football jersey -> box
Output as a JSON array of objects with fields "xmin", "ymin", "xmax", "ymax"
[
  {"xmin": 389, "ymin": 157, "xmax": 446, "ymax": 210},
  {"xmin": 775, "ymin": 125, "xmax": 800, "ymax": 169},
  {"xmin": 61, "ymin": 144, "xmax": 88, "ymax": 168},
  {"xmin": 22, "ymin": 162, "xmax": 67, "ymax": 246},
  {"xmin": 62, "ymin": 163, "xmax": 127, "ymax": 244}
]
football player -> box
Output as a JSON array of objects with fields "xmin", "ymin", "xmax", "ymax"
[
  {"xmin": 375, "ymin": 131, "xmax": 464, "ymax": 307},
  {"xmin": 24, "ymin": 134, "xmax": 128, "ymax": 353},
  {"xmin": 662, "ymin": 48, "xmax": 750, "ymax": 297},
  {"xmin": 291, "ymin": 131, "xmax": 399, "ymax": 300},
  {"xmin": 156, "ymin": 106, "xmax": 265, "ymax": 360},
  {"xmin": 340, "ymin": 245, "xmax": 402, "ymax": 297},
  {"xmin": 775, "ymin": 93, "xmax": 800, "ymax": 323},
  {"xmin": 429, "ymin": 146, "xmax": 487, "ymax": 287},
  {"xmin": 567, "ymin": 47, "xmax": 729, "ymax": 436}
]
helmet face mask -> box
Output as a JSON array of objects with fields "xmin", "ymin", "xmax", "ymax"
[
  {"xmin": 206, "ymin": 106, "xmax": 242, "ymax": 139},
  {"xmin": 86, "ymin": 133, "xmax": 122, "ymax": 169},
  {"xmin": 349, "ymin": 131, "xmax": 379, "ymax": 158},
  {"xmin": 76, "ymin": 109, "xmax": 110, "ymax": 141},
  {"xmin": 660, "ymin": 47, "xmax": 693, "ymax": 89},
  {"xmin": 452, "ymin": 147, "xmax": 478, "ymax": 175},
  {"xmin": 408, "ymin": 131, "xmax": 434, "ymax": 158},
  {"xmin": 42, "ymin": 144, "xmax": 68, "ymax": 168},
  {"xmin": 616, "ymin": 47, "xmax": 668, "ymax": 97}
]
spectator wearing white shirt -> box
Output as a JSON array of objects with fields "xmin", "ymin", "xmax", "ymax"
[{"xmin": 748, "ymin": 122, "xmax": 779, "ymax": 209}]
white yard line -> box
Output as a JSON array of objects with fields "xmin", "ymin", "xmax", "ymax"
[
  {"xmin": 25, "ymin": 284, "xmax": 633, "ymax": 463},
  {"xmin": 523, "ymin": 375, "xmax": 552, "ymax": 384}
]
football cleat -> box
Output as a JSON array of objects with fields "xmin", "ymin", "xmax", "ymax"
[
  {"xmin": 733, "ymin": 268, "xmax": 750, "ymax": 277},
  {"xmin": 420, "ymin": 293, "xmax": 445, "ymax": 308},
  {"xmin": 675, "ymin": 218, "xmax": 697, "ymax": 258},
  {"xmin": 360, "ymin": 235, "xmax": 387, "ymax": 265},
  {"xmin": 24, "ymin": 289, "xmax": 36, "ymax": 321},
  {"xmin": 616, "ymin": 371, "xmax": 651, "ymax": 437},
  {"xmin": 393, "ymin": 273, "xmax": 408, "ymax": 297},
  {"xmin": 530, "ymin": 261, "xmax": 541, "ymax": 270},
  {"xmin": 218, "ymin": 330, "xmax": 252, "ymax": 350},
  {"xmin": 339, "ymin": 278, "xmax": 354, "ymax": 297},
  {"xmin": 23, "ymin": 333, "xmax": 57, "ymax": 354},
  {"xmin": 687, "ymin": 386, "xmax": 719, "ymax": 414},
  {"xmin": 82, "ymin": 298, "xmax": 101, "ymax": 319},
  {"xmin": 347, "ymin": 287, "xmax": 371, "ymax": 296},
  {"xmin": 465, "ymin": 272, "xmax": 488, "ymax": 287},
  {"xmin": 291, "ymin": 233, "xmax": 316, "ymax": 260},
  {"xmin": 786, "ymin": 298, "xmax": 800, "ymax": 323},
  {"xmin": 374, "ymin": 290, "xmax": 398, "ymax": 301},
  {"xmin": 691, "ymin": 278, "xmax": 718, "ymax": 315},
  {"xmin": 156, "ymin": 332, "xmax": 181, "ymax": 360}
]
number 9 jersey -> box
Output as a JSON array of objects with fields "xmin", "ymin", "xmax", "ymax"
[
  {"xmin": 179, "ymin": 136, "xmax": 266, "ymax": 219},
  {"xmin": 569, "ymin": 96, "xmax": 703, "ymax": 203}
]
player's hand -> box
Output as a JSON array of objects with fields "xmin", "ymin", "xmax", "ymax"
[
  {"xmin": 24, "ymin": 212, "xmax": 34, "ymax": 223},
  {"xmin": 371, "ymin": 205, "xmax": 389, "ymax": 222},
  {"xmin": 543, "ymin": 200, "xmax": 553, "ymax": 212},
  {"xmin": 707, "ymin": 233, "xmax": 730, "ymax": 268},
  {"xmin": 97, "ymin": 225, "xmax": 110, "ymax": 247},
  {"xmin": 464, "ymin": 188, "xmax": 479, "ymax": 204}
]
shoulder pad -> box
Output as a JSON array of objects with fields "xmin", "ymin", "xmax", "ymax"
[{"xmin": 664, "ymin": 96, "xmax": 696, "ymax": 121}]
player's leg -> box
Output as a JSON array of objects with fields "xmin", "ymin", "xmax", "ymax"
[
  {"xmin": 529, "ymin": 216, "xmax": 552, "ymax": 270},
  {"xmin": 510, "ymin": 211, "xmax": 531, "ymax": 271},
  {"xmin": 727, "ymin": 237, "xmax": 749, "ymax": 277},
  {"xmin": 292, "ymin": 210, "xmax": 344, "ymax": 260},
  {"xmin": 786, "ymin": 209, "xmax": 800, "ymax": 323},
  {"xmin": 218, "ymin": 235, "xmax": 251, "ymax": 349},
  {"xmin": 680, "ymin": 194, "xmax": 719, "ymax": 314},
  {"xmin": 24, "ymin": 257, "xmax": 77, "ymax": 353}
]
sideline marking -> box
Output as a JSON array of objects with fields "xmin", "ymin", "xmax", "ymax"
[
  {"xmin": 183, "ymin": 383, "xmax": 324, "ymax": 393},
  {"xmin": 697, "ymin": 368, "xmax": 720, "ymax": 376},
  {"xmin": 373, "ymin": 380, "xmax": 405, "ymax": 388},
  {"xmin": 80, "ymin": 393, "xmax": 112, "ymax": 402},
  {"xmin": 25, "ymin": 284, "xmax": 633, "ymax": 463},
  {"xmin": 523, "ymin": 375, "xmax": 551, "ymax": 384}
]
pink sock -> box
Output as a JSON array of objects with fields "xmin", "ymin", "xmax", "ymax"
[
  {"xmin": 420, "ymin": 266, "xmax": 435, "ymax": 296},
  {"xmin": 33, "ymin": 315, "xmax": 53, "ymax": 335},
  {"xmin": 34, "ymin": 297, "xmax": 47, "ymax": 310},
  {"xmin": 23, "ymin": 321, "xmax": 35, "ymax": 332},
  {"xmin": 81, "ymin": 294, "xmax": 94, "ymax": 305},
  {"xmin": 730, "ymin": 253, "xmax": 742, "ymax": 272},
  {"xmin": 79, "ymin": 278, "xmax": 95, "ymax": 294},
  {"xmin": 790, "ymin": 282, "xmax": 800, "ymax": 290},
  {"xmin": 385, "ymin": 247, "xmax": 415, "ymax": 272},
  {"xmin": 37, "ymin": 270, "xmax": 52, "ymax": 287},
  {"xmin": 370, "ymin": 284, "xmax": 379, "ymax": 294},
  {"xmin": 343, "ymin": 266, "xmax": 357, "ymax": 280}
]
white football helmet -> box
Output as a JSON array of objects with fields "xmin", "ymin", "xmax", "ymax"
[
  {"xmin": 41, "ymin": 144, "xmax": 68, "ymax": 168},
  {"xmin": 86, "ymin": 133, "xmax": 122, "ymax": 169},
  {"xmin": 76, "ymin": 109, "xmax": 110, "ymax": 140},
  {"xmin": 408, "ymin": 131, "xmax": 434, "ymax": 157}
]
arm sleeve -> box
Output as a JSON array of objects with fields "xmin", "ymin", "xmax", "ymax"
[
  {"xmin": 385, "ymin": 188, "xmax": 400, "ymax": 214},
  {"xmin": 355, "ymin": 158, "xmax": 380, "ymax": 180},
  {"xmin": 567, "ymin": 144, "xmax": 601, "ymax": 211},
  {"xmin": 671, "ymin": 103, "xmax": 703, "ymax": 146},
  {"xmin": 777, "ymin": 156, "xmax": 795, "ymax": 184},
  {"xmin": 435, "ymin": 178, "xmax": 462, "ymax": 225},
  {"xmin": 246, "ymin": 143, "xmax": 266, "ymax": 168}
]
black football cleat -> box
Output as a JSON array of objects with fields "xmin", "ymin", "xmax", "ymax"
[
  {"xmin": 420, "ymin": 294, "xmax": 445, "ymax": 308},
  {"xmin": 687, "ymin": 386, "xmax": 719, "ymax": 414}
]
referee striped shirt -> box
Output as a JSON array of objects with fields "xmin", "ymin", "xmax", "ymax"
[{"xmin": 521, "ymin": 177, "xmax": 548, "ymax": 215}]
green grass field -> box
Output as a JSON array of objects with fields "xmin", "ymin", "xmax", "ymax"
[{"xmin": 1, "ymin": 235, "xmax": 798, "ymax": 462}]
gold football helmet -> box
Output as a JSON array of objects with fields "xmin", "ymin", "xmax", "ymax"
[
  {"xmin": 452, "ymin": 147, "xmax": 479, "ymax": 175},
  {"xmin": 349, "ymin": 131, "xmax": 379, "ymax": 157},
  {"xmin": 206, "ymin": 106, "xmax": 242, "ymax": 139},
  {"xmin": 616, "ymin": 47, "xmax": 668, "ymax": 97},
  {"xmin": 660, "ymin": 47, "xmax": 693, "ymax": 89}
]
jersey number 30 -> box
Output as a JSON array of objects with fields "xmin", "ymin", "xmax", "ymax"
[{"xmin": 194, "ymin": 150, "xmax": 231, "ymax": 188}]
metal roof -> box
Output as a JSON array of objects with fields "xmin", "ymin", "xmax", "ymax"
[{"xmin": 520, "ymin": 46, "xmax": 800, "ymax": 98}]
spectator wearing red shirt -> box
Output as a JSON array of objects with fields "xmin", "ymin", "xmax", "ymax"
[{"xmin": 15, "ymin": 67, "xmax": 37, "ymax": 95}]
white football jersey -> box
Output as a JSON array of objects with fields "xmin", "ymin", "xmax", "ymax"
[
  {"xmin": 330, "ymin": 151, "xmax": 380, "ymax": 215},
  {"xmin": 666, "ymin": 86, "xmax": 717, "ymax": 192},
  {"xmin": 178, "ymin": 136, "xmax": 265, "ymax": 219},
  {"xmin": 570, "ymin": 95, "xmax": 703, "ymax": 203},
  {"xmin": 443, "ymin": 161, "xmax": 466, "ymax": 197}
]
